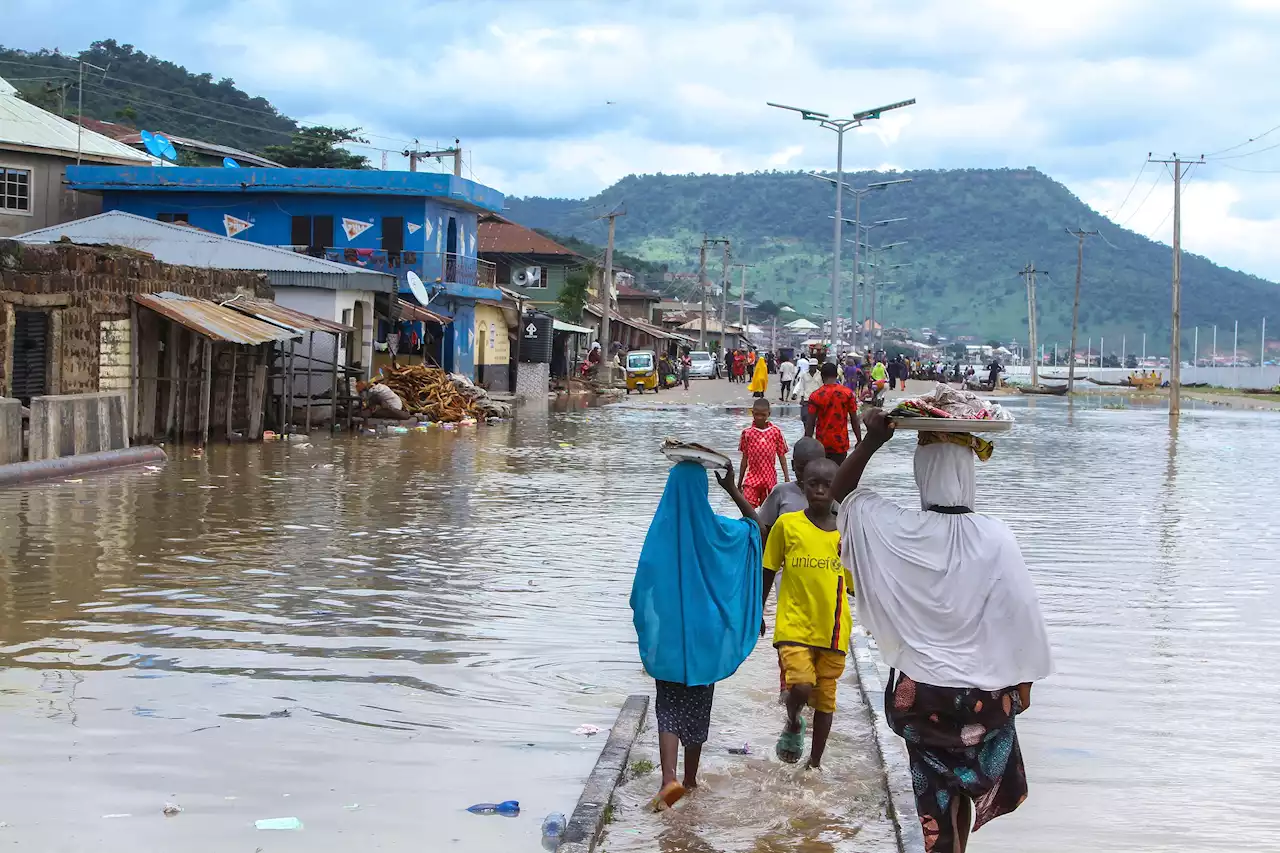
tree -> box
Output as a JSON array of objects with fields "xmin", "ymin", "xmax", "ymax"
[
  {"xmin": 927, "ymin": 333, "xmax": 939, "ymax": 346},
  {"xmin": 557, "ymin": 266, "xmax": 594, "ymax": 322},
  {"xmin": 262, "ymin": 126, "xmax": 370, "ymax": 169},
  {"xmin": 948, "ymin": 342, "xmax": 969, "ymax": 360},
  {"xmin": 1124, "ymin": 354, "xmax": 1138, "ymax": 369},
  {"xmin": 986, "ymin": 338, "xmax": 1002, "ymax": 349}
]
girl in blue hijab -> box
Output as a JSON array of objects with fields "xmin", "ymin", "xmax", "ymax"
[{"xmin": 631, "ymin": 460, "xmax": 764, "ymax": 810}]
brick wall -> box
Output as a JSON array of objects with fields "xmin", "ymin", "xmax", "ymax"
[{"xmin": 0, "ymin": 240, "xmax": 269, "ymax": 396}]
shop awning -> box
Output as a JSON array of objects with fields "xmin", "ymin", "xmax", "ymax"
[
  {"xmin": 553, "ymin": 319, "xmax": 594, "ymax": 335},
  {"xmin": 134, "ymin": 292, "xmax": 300, "ymax": 345},
  {"xmin": 221, "ymin": 296, "xmax": 352, "ymax": 335},
  {"xmin": 396, "ymin": 298, "xmax": 453, "ymax": 325}
]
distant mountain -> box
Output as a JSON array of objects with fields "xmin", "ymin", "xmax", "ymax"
[
  {"xmin": 1, "ymin": 40, "xmax": 297, "ymax": 154},
  {"xmin": 506, "ymin": 169, "xmax": 1280, "ymax": 350}
]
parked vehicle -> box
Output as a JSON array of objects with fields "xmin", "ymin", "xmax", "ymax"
[
  {"xmin": 687, "ymin": 351, "xmax": 717, "ymax": 379},
  {"xmin": 625, "ymin": 350, "xmax": 659, "ymax": 394}
]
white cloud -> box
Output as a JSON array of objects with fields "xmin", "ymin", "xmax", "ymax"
[{"xmin": 7, "ymin": 0, "xmax": 1280, "ymax": 279}]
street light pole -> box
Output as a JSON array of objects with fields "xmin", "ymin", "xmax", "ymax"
[{"xmin": 771, "ymin": 98, "xmax": 916, "ymax": 361}]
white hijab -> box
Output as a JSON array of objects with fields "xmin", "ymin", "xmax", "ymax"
[{"xmin": 838, "ymin": 442, "xmax": 1052, "ymax": 690}]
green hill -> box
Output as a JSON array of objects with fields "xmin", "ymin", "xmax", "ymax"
[
  {"xmin": 506, "ymin": 169, "xmax": 1280, "ymax": 351},
  {"xmin": 0, "ymin": 40, "xmax": 297, "ymax": 153}
]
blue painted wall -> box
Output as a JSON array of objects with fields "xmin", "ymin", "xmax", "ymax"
[{"xmin": 97, "ymin": 190, "xmax": 480, "ymax": 261}]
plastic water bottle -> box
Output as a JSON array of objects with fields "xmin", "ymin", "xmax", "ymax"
[
  {"xmin": 541, "ymin": 812, "xmax": 566, "ymax": 838},
  {"xmin": 466, "ymin": 800, "xmax": 520, "ymax": 816}
]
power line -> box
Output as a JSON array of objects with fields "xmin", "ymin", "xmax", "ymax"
[
  {"xmin": 1204, "ymin": 120, "xmax": 1280, "ymax": 158},
  {"xmin": 1117, "ymin": 170, "xmax": 1164, "ymax": 228},
  {"xmin": 1107, "ymin": 161, "xmax": 1147, "ymax": 219}
]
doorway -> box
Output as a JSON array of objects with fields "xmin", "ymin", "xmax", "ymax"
[
  {"xmin": 382, "ymin": 216, "xmax": 404, "ymax": 266},
  {"xmin": 12, "ymin": 309, "xmax": 50, "ymax": 404},
  {"xmin": 445, "ymin": 217, "xmax": 458, "ymax": 282}
]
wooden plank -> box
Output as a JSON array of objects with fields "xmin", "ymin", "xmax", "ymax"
[
  {"xmin": 137, "ymin": 311, "xmax": 158, "ymax": 444},
  {"xmin": 304, "ymin": 331, "xmax": 314, "ymax": 434},
  {"xmin": 248, "ymin": 345, "xmax": 267, "ymax": 440},
  {"xmin": 129, "ymin": 302, "xmax": 139, "ymax": 438},
  {"xmin": 164, "ymin": 323, "xmax": 179, "ymax": 439},
  {"xmin": 199, "ymin": 339, "xmax": 212, "ymax": 446},
  {"xmin": 330, "ymin": 330, "xmax": 340, "ymax": 433},
  {"xmin": 226, "ymin": 346, "xmax": 237, "ymax": 442},
  {"xmin": 286, "ymin": 340, "xmax": 296, "ymax": 434}
]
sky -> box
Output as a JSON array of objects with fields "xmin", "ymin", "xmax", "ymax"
[{"xmin": 8, "ymin": 0, "xmax": 1280, "ymax": 281}]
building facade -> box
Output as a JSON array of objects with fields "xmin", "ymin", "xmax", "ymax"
[{"xmin": 65, "ymin": 165, "xmax": 506, "ymax": 380}]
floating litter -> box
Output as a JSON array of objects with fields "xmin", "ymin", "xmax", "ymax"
[
  {"xmin": 163, "ymin": 803, "xmax": 183, "ymax": 816},
  {"xmin": 573, "ymin": 724, "xmax": 600, "ymax": 736},
  {"xmin": 255, "ymin": 816, "xmax": 303, "ymax": 830}
]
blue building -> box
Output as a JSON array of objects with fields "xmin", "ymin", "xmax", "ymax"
[{"xmin": 65, "ymin": 165, "xmax": 506, "ymax": 378}]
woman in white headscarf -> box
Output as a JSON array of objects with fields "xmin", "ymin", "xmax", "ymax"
[{"xmin": 831, "ymin": 411, "xmax": 1052, "ymax": 853}]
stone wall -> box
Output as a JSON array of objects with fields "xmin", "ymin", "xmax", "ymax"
[
  {"xmin": 0, "ymin": 240, "xmax": 269, "ymax": 398},
  {"xmin": 28, "ymin": 392, "xmax": 129, "ymax": 461},
  {"xmin": 0, "ymin": 397, "xmax": 20, "ymax": 464}
]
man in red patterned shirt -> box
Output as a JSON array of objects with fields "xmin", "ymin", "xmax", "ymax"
[{"xmin": 805, "ymin": 361, "xmax": 862, "ymax": 464}]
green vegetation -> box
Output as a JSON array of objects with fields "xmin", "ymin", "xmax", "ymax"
[
  {"xmin": 557, "ymin": 266, "xmax": 594, "ymax": 322},
  {"xmin": 1, "ymin": 40, "xmax": 298, "ymax": 153},
  {"xmin": 628, "ymin": 758, "xmax": 655, "ymax": 776},
  {"xmin": 507, "ymin": 169, "xmax": 1280, "ymax": 345},
  {"xmin": 535, "ymin": 230, "xmax": 669, "ymax": 289},
  {"xmin": 263, "ymin": 126, "xmax": 370, "ymax": 169}
]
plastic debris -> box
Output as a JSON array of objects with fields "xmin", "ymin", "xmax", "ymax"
[
  {"xmin": 64, "ymin": 479, "xmax": 83, "ymax": 484},
  {"xmin": 101, "ymin": 814, "xmax": 131, "ymax": 819},
  {"xmin": 727, "ymin": 743, "xmax": 751, "ymax": 755},
  {"xmin": 255, "ymin": 817, "xmax": 304, "ymax": 830},
  {"xmin": 573, "ymin": 724, "xmax": 601, "ymax": 736},
  {"xmin": 466, "ymin": 801, "xmax": 520, "ymax": 816},
  {"xmin": 343, "ymin": 803, "xmax": 361, "ymax": 811},
  {"xmin": 559, "ymin": 443, "xmax": 573, "ymax": 448},
  {"xmin": 541, "ymin": 812, "xmax": 567, "ymax": 839},
  {"xmin": 262, "ymin": 431, "xmax": 278, "ymax": 441},
  {"xmin": 163, "ymin": 803, "xmax": 183, "ymax": 816}
]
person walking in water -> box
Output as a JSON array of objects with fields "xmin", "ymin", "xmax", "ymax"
[
  {"xmin": 631, "ymin": 461, "xmax": 763, "ymax": 810},
  {"xmin": 805, "ymin": 362, "xmax": 862, "ymax": 464},
  {"xmin": 832, "ymin": 411, "xmax": 1052, "ymax": 852},
  {"xmin": 778, "ymin": 356, "xmax": 797, "ymax": 402},
  {"xmin": 738, "ymin": 398, "xmax": 790, "ymax": 508},
  {"xmin": 762, "ymin": 457, "xmax": 850, "ymax": 769},
  {"xmin": 748, "ymin": 352, "xmax": 769, "ymax": 399}
]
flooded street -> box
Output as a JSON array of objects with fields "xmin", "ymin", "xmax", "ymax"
[{"xmin": 1, "ymin": 388, "xmax": 1278, "ymax": 851}]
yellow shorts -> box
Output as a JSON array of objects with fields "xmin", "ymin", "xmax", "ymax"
[{"xmin": 777, "ymin": 645, "xmax": 846, "ymax": 713}]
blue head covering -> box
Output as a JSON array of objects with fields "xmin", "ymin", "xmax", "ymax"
[{"xmin": 630, "ymin": 462, "xmax": 763, "ymax": 687}]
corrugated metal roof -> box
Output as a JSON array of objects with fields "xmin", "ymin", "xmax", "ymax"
[
  {"xmin": 0, "ymin": 78, "xmax": 153, "ymax": 163},
  {"xmin": 221, "ymin": 296, "xmax": 352, "ymax": 334},
  {"xmin": 135, "ymin": 292, "xmax": 301, "ymax": 345},
  {"xmin": 16, "ymin": 211, "xmax": 396, "ymax": 292},
  {"xmin": 396, "ymin": 298, "xmax": 453, "ymax": 325},
  {"xmin": 553, "ymin": 319, "xmax": 594, "ymax": 335}
]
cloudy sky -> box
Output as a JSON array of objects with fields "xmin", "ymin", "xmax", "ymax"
[{"xmin": 9, "ymin": 0, "xmax": 1280, "ymax": 280}]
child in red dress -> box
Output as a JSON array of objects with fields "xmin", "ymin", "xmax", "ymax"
[{"xmin": 737, "ymin": 398, "xmax": 790, "ymax": 508}]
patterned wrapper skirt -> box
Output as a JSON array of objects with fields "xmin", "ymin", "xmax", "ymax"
[
  {"xmin": 654, "ymin": 681, "xmax": 715, "ymax": 747},
  {"xmin": 885, "ymin": 671, "xmax": 1028, "ymax": 853}
]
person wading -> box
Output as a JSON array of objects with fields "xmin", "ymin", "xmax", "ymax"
[
  {"xmin": 831, "ymin": 411, "xmax": 1052, "ymax": 853},
  {"xmin": 805, "ymin": 362, "xmax": 862, "ymax": 463},
  {"xmin": 631, "ymin": 461, "xmax": 763, "ymax": 810}
]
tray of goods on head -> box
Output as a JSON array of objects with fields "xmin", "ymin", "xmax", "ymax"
[
  {"xmin": 661, "ymin": 438, "xmax": 732, "ymax": 470},
  {"xmin": 885, "ymin": 383, "xmax": 1015, "ymax": 433}
]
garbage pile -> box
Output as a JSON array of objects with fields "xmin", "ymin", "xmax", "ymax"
[{"xmin": 375, "ymin": 365, "xmax": 512, "ymax": 422}]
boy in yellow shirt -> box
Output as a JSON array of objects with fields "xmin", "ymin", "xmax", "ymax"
[{"xmin": 762, "ymin": 458, "xmax": 853, "ymax": 768}]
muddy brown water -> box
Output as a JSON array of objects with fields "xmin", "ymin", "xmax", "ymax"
[{"xmin": 0, "ymin": 395, "xmax": 1277, "ymax": 851}]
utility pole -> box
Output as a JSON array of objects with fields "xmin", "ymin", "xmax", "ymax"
[
  {"xmin": 598, "ymin": 207, "xmax": 625, "ymax": 385},
  {"xmin": 1018, "ymin": 262, "xmax": 1044, "ymax": 386},
  {"xmin": 720, "ymin": 241, "xmax": 732, "ymax": 342},
  {"xmin": 734, "ymin": 264, "xmax": 752, "ymax": 328},
  {"xmin": 1148, "ymin": 153, "xmax": 1203, "ymax": 417},
  {"xmin": 1261, "ymin": 317, "xmax": 1267, "ymax": 374},
  {"xmin": 404, "ymin": 139, "xmax": 463, "ymax": 176},
  {"xmin": 769, "ymin": 98, "xmax": 916, "ymax": 359},
  {"xmin": 1064, "ymin": 229, "xmax": 1099, "ymax": 393},
  {"xmin": 698, "ymin": 238, "xmax": 709, "ymax": 348}
]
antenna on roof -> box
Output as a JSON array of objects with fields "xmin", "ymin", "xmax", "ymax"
[
  {"xmin": 153, "ymin": 133, "xmax": 178, "ymax": 162},
  {"xmin": 223, "ymin": 157, "xmax": 240, "ymax": 168}
]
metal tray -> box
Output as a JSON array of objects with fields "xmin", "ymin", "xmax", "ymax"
[{"xmin": 890, "ymin": 417, "xmax": 1014, "ymax": 433}]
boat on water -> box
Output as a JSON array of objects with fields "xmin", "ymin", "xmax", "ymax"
[
  {"xmin": 1087, "ymin": 376, "xmax": 1129, "ymax": 387},
  {"xmin": 1018, "ymin": 384, "xmax": 1070, "ymax": 396}
]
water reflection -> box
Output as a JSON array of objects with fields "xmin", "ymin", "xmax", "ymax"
[{"xmin": 0, "ymin": 397, "xmax": 1276, "ymax": 851}]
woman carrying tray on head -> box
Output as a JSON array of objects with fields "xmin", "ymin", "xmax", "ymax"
[{"xmin": 830, "ymin": 411, "xmax": 1052, "ymax": 853}]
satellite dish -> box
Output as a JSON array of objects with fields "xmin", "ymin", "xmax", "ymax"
[
  {"xmin": 153, "ymin": 133, "xmax": 178, "ymax": 162},
  {"xmin": 222, "ymin": 157, "xmax": 240, "ymax": 168},
  {"xmin": 406, "ymin": 270, "xmax": 431, "ymax": 307},
  {"xmin": 140, "ymin": 129, "xmax": 166, "ymax": 159}
]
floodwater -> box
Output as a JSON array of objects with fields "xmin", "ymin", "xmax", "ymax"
[{"xmin": 0, "ymin": 392, "xmax": 1277, "ymax": 852}]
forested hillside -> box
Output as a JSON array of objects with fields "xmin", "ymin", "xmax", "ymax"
[
  {"xmin": 507, "ymin": 169, "xmax": 1280, "ymax": 346},
  {"xmin": 0, "ymin": 40, "xmax": 297, "ymax": 153}
]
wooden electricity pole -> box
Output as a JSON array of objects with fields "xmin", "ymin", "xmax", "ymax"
[
  {"xmin": 1064, "ymin": 229, "xmax": 1098, "ymax": 393},
  {"xmin": 1147, "ymin": 153, "xmax": 1203, "ymax": 418},
  {"xmin": 598, "ymin": 207, "xmax": 625, "ymax": 384},
  {"xmin": 1018, "ymin": 262, "xmax": 1044, "ymax": 386},
  {"xmin": 698, "ymin": 238, "xmax": 709, "ymax": 348}
]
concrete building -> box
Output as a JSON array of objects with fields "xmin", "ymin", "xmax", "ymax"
[
  {"xmin": 65, "ymin": 164, "xmax": 505, "ymax": 380},
  {"xmin": 478, "ymin": 214, "xmax": 586, "ymax": 312},
  {"xmin": 615, "ymin": 283, "xmax": 660, "ymax": 322},
  {"xmin": 0, "ymin": 76, "xmax": 151, "ymax": 238}
]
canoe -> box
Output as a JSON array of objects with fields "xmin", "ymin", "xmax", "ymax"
[
  {"xmin": 1087, "ymin": 377, "xmax": 1129, "ymax": 387},
  {"xmin": 1018, "ymin": 384, "xmax": 1070, "ymax": 396}
]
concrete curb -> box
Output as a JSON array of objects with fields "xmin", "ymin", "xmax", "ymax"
[
  {"xmin": 0, "ymin": 445, "xmax": 167, "ymax": 487},
  {"xmin": 558, "ymin": 694, "xmax": 648, "ymax": 853},
  {"xmin": 851, "ymin": 634, "xmax": 927, "ymax": 853}
]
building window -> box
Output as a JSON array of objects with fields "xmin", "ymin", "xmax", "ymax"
[
  {"xmin": 157, "ymin": 212, "xmax": 189, "ymax": 223},
  {"xmin": 1, "ymin": 167, "xmax": 31, "ymax": 213}
]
